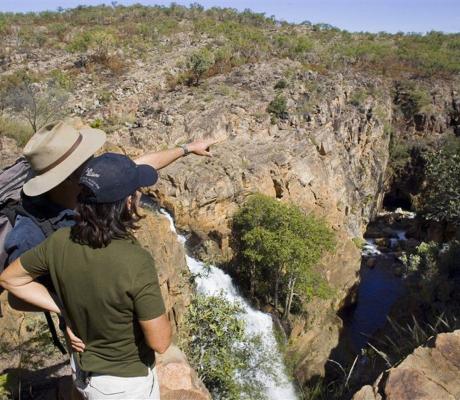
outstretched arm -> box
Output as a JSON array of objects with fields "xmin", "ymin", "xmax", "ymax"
[
  {"xmin": 0, "ymin": 258, "xmax": 61, "ymax": 314},
  {"xmin": 134, "ymin": 138, "xmax": 220, "ymax": 170}
]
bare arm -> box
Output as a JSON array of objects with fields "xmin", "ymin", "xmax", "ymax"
[
  {"xmin": 0, "ymin": 259, "xmax": 61, "ymax": 314},
  {"xmin": 134, "ymin": 138, "xmax": 220, "ymax": 170},
  {"xmin": 139, "ymin": 314, "xmax": 172, "ymax": 354}
]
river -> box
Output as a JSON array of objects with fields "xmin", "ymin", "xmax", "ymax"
[{"xmin": 344, "ymin": 211, "xmax": 415, "ymax": 351}]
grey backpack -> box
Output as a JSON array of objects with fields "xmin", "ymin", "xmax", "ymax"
[{"xmin": 0, "ymin": 157, "xmax": 30, "ymax": 268}]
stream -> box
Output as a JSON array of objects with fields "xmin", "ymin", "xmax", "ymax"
[
  {"xmin": 344, "ymin": 211, "xmax": 415, "ymax": 351},
  {"xmin": 160, "ymin": 210, "xmax": 298, "ymax": 400}
]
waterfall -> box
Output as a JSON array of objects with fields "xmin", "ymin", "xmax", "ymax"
[{"xmin": 160, "ymin": 210, "xmax": 298, "ymax": 400}]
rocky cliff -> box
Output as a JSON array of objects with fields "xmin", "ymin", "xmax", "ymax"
[
  {"xmin": 1, "ymin": 7, "xmax": 459, "ymax": 391},
  {"xmin": 130, "ymin": 62, "xmax": 393, "ymax": 382}
]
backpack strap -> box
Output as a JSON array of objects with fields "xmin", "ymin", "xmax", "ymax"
[
  {"xmin": 14, "ymin": 203, "xmax": 56, "ymax": 238},
  {"xmin": 44, "ymin": 311, "xmax": 67, "ymax": 355}
]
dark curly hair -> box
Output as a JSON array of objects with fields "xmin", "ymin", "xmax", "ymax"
[{"xmin": 70, "ymin": 186, "xmax": 143, "ymax": 248}]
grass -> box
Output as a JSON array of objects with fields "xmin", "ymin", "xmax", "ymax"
[
  {"xmin": 367, "ymin": 313, "xmax": 459, "ymax": 369},
  {"xmin": 0, "ymin": 115, "xmax": 33, "ymax": 147}
]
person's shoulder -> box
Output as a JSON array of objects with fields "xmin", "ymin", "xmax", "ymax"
[
  {"xmin": 50, "ymin": 226, "xmax": 71, "ymax": 240},
  {"xmin": 115, "ymin": 238, "xmax": 155, "ymax": 267},
  {"xmin": 6, "ymin": 215, "xmax": 45, "ymax": 249}
]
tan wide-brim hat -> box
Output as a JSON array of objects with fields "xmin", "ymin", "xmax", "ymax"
[{"xmin": 23, "ymin": 120, "xmax": 106, "ymax": 197}]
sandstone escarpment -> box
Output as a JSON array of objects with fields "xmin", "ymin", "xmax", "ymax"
[
  {"xmin": 352, "ymin": 330, "xmax": 460, "ymax": 400},
  {"xmin": 131, "ymin": 61, "xmax": 393, "ymax": 382}
]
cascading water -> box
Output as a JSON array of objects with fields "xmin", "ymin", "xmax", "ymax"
[{"xmin": 160, "ymin": 210, "xmax": 298, "ymax": 400}]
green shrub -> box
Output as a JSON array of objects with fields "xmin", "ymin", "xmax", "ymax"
[
  {"xmin": 394, "ymin": 81, "xmax": 431, "ymax": 117},
  {"xmin": 67, "ymin": 31, "xmax": 93, "ymax": 53},
  {"xmin": 349, "ymin": 89, "xmax": 369, "ymax": 107},
  {"xmin": 48, "ymin": 23, "xmax": 68, "ymax": 41},
  {"xmin": 90, "ymin": 118, "xmax": 104, "ymax": 129},
  {"xmin": 186, "ymin": 48, "xmax": 215, "ymax": 85},
  {"xmin": 49, "ymin": 69, "xmax": 74, "ymax": 91},
  {"xmin": 180, "ymin": 294, "xmax": 275, "ymax": 400},
  {"xmin": 90, "ymin": 30, "xmax": 116, "ymax": 62},
  {"xmin": 267, "ymin": 94, "xmax": 288, "ymax": 121},
  {"xmin": 274, "ymin": 79, "xmax": 287, "ymax": 89}
]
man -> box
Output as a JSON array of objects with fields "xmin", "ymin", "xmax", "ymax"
[{"xmin": 4, "ymin": 118, "xmax": 217, "ymax": 311}]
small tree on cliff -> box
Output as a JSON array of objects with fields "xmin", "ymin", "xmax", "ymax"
[
  {"xmin": 419, "ymin": 139, "xmax": 460, "ymax": 226},
  {"xmin": 233, "ymin": 194, "xmax": 335, "ymax": 319}
]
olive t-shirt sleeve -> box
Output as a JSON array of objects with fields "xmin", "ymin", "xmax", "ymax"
[
  {"xmin": 132, "ymin": 257, "xmax": 166, "ymax": 321},
  {"xmin": 19, "ymin": 236, "xmax": 50, "ymax": 276}
]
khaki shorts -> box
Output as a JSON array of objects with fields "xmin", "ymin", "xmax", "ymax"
[{"xmin": 71, "ymin": 355, "xmax": 160, "ymax": 400}]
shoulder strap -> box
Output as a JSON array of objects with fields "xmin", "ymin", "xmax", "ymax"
[{"xmin": 14, "ymin": 204, "xmax": 56, "ymax": 238}]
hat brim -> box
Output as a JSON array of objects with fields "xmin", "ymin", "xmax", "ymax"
[
  {"xmin": 137, "ymin": 164, "xmax": 158, "ymax": 188},
  {"xmin": 23, "ymin": 128, "xmax": 106, "ymax": 197}
]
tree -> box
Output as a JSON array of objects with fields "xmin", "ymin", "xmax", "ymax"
[
  {"xmin": 2, "ymin": 72, "xmax": 68, "ymax": 132},
  {"xmin": 233, "ymin": 194, "xmax": 335, "ymax": 319},
  {"xmin": 180, "ymin": 294, "xmax": 275, "ymax": 400},
  {"xmin": 420, "ymin": 139, "xmax": 460, "ymax": 225}
]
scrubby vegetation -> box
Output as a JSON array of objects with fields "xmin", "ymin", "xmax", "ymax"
[
  {"xmin": 419, "ymin": 139, "xmax": 460, "ymax": 225},
  {"xmin": 0, "ymin": 4, "xmax": 458, "ymax": 144},
  {"xmin": 0, "ymin": 4, "xmax": 459, "ymax": 83},
  {"xmin": 179, "ymin": 294, "xmax": 276, "ymax": 400},
  {"xmin": 232, "ymin": 194, "xmax": 335, "ymax": 320}
]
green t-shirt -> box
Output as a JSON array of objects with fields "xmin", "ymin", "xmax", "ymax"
[{"xmin": 20, "ymin": 227, "xmax": 165, "ymax": 377}]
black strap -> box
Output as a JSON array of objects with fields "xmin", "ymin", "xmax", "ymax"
[{"xmin": 44, "ymin": 311, "xmax": 67, "ymax": 355}]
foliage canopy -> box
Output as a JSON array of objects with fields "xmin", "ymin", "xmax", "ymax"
[
  {"xmin": 419, "ymin": 138, "xmax": 460, "ymax": 225},
  {"xmin": 233, "ymin": 194, "xmax": 335, "ymax": 318},
  {"xmin": 180, "ymin": 294, "xmax": 276, "ymax": 400}
]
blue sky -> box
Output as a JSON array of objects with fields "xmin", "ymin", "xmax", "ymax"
[{"xmin": 1, "ymin": 0, "xmax": 459, "ymax": 34}]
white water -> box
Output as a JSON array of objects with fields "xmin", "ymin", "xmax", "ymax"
[
  {"xmin": 362, "ymin": 239, "xmax": 381, "ymax": 257},
  {"xmin": 160, "ymin": 210, "xmax": 298, "ymax": 400}
]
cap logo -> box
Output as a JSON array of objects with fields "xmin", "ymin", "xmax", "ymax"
[{"xmin": 84, "ymin": 168, "xmax": 100, "ymax": 178}]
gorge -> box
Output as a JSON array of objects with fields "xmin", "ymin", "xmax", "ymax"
[{"xmin": 0, "ymin": 5, "xmax": 459, "ymax": 399}]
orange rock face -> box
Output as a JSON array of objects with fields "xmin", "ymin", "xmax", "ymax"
[
  {"xmin": 156, "ymin": 345, "xmax": 211, "ymax": 400},
  {"xmin": 352, "ymin": 330, "xmax": 460, "ymax": 400}
]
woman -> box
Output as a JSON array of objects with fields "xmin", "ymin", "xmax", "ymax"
[{"xmin": 0, "ymin": 153, "xmax": 171, "ymax": 399}]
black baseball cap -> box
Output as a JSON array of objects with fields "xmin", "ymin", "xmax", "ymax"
[{"xmin": 79, "ymin": 153, "xmax": 158, "ymax": 203}]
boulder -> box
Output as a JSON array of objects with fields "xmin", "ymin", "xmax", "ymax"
[
  {"xmin": 366, "ymin": 258, "xmax": 376, "ymax": 268},
  {"xmin": 156, "ymin": 345, "xmax": 211, "ymax": 400},
  {"xmin": 353, "ymin": 330, "xmax": 460, "ymax": 400},
  {"xmin": 353, "ymin": 385, "xmax": 382, "ymax": 400}
]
